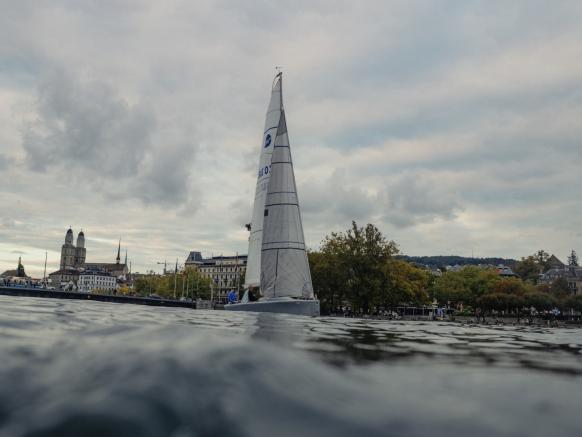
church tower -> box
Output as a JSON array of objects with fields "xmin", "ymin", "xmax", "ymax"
[
  {"xmin": 116, "ymin": 238, "xmax": 121, "ymax": 264},
  {"xmin": 60, "ymin": 228, "xmax": 76, "ymax": 269},
  {"xmin": 74, "ymin": 231, "xmax": 86, "ymax": 267}
]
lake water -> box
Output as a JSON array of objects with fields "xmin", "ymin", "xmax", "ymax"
[{"xmin": 1, "ymin": 295, "xmax": 581, "ymax": 436}]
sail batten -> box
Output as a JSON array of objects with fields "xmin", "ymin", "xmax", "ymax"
[{"xmin": 260, "ymin": 100, "xmax": 314, "ymax": 299}]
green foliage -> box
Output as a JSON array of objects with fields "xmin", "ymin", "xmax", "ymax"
[
  {"xmin": 523, "ymin": 291, "xmax": 556, "ymax": 311},
  {"xmin": 133, "ymin": 268, "xmax": 212, "ymax": 299},
  {"xmin": 433, "ymin": 267, "xmax": 501, "ymax": 306},
  {"xmin": 568, "ymin": 250, "xmax": 579, "ymax": 267},
  {"xmin": 550, "ymin": 277, "xmax": 570, "ymax": 298},
  {"xmin": 309, "ymin": 221, "xmax": 429, "ymax": 313},
  {"xmin": 514, "ymin": 256, "xmax": 541, "ymax": 283},
  {"xmin": 311, "ymin": 234, "xmax": 580, "ymax": 316}
]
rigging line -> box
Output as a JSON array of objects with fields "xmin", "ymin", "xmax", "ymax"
[{"xmin": 274, "ymin": 249, "xmax": 279, "ymax": 297}]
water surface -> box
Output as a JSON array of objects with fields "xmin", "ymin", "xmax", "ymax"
[{"xmin": 1, "ymin": 295, "xmax": 581, "ymax": 436}]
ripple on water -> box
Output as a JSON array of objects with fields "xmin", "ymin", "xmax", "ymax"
[{"xmin": 1, "ymin": 296, "xmax": 582, "ymax": 436}]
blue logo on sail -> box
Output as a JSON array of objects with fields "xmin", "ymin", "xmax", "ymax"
[{"xmin": 264, "ymin": 134, "xmax": 272, "ymax": 148}]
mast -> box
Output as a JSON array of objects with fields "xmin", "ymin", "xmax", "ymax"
[
  {"xmin": 43, "ymin": 251, "xmax": 47, "ymax": 287},
  {"xmin": 244, "ymin": 72, "xmax": 283, "ymax": 289}
]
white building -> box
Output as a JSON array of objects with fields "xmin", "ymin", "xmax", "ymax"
[{"xmin": 78, "ymin": 270, "xmax": 117, "ymax": 293}]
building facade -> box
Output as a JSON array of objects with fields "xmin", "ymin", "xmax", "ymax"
[
  {"xmin": 185, "ymin": 252, "xmax": 247, "ymax": 300},
  {"xmin": 78, "ymin": 270, "xmax": 117, "ymax": 293},
  {"xmin": 50, "ymin": 229, "xmax": 129, "ymax": 290},
  {"xmin": 539, "ymin": 267, "xmax": 582, "ymax": 295},
  {"xmin": 48, "ymin": 268, "xmax": 80, "ymax": 290}
]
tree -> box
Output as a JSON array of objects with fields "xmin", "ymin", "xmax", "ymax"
[
  {"xmin": 551, "ymin": 277, "xmax": 570, "ymax": 298},
  {"xmin": 523, "ymin": 291, "xmax": 556, "ymax": 311},
  {"xmin": 564, "ymin": 295, "xmax": 582, "ymax": 312},
  {"xmin": 491, "ymin": 278, "xmax": 527, "ymax": 296},
  {"xmin": 309, "ymin": 222, "xmax": 411, "ymax": 313},
  {"xmin": 382, "ymin": 259, "xmax": 430, "ymax": 307},
  {"xmin": 533, "ymin": 250, "xmax": 550, "ymax": 269},
  {"xmin": 432, "ymin": 266, "xmax": 500, "ymax": 307},
  {"xmin": 514, "ymin": 256, "xmax": 541, "ymax": 283},
  {"xmin": 568, "ymin": 250, "xmax": 579, "ymax": 267},
  {"xmin": 433, "ymin": 271, "xmax": 470, "ymax": 305},
  {"xmin": 133, "ymin": 269, "xmax": 211, "ymax": 300}
]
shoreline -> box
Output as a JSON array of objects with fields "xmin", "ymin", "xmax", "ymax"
[{"xmin": 0, "ymin": 286, "xmax": 195, "ymax": 309}]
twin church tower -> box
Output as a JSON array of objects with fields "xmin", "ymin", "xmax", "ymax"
[
  {"xmin": 59, "ymin": 228, "xmax": 124, "ymax": 271},
  {"xmin": 60, "ymin": 228, "xmax": 87, "ymax": 269}
]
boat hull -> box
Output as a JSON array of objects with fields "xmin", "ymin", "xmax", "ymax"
[{"xmin": 224, "ymin": 298, "xmax": 320, "ymax": 316}]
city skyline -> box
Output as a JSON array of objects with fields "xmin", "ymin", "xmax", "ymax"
[{"xmin": 2, "ymin": 1, "xmax": 582, "ymax": 277}]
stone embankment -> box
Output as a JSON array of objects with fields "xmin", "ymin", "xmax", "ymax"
[{"xmin": 0, "ymin": 286, "xmax": 195, "ymax": 309}]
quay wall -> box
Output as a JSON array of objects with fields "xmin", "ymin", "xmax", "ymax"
[{"xmin": 0, "ymin": 286, "xmax": 195, "ymax": 309}]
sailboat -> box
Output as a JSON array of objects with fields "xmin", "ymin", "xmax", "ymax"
[{"xmin": 225, "ymin": 72, "xmax": 320, "ymax": 316}]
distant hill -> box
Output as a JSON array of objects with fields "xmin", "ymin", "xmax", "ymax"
[{"xmin": 397, "ymin": 255, "xmax": 518, "ymax": 269}]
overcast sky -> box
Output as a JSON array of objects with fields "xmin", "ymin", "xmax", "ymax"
[{"xmin": 1, "ymin": 0, "xmax": 581, "ymax": 277}]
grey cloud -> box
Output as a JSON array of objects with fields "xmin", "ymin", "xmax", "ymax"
[
  {"xmin": 133, "ymin": 142, "xmax": 196, "ymax": 207},
  {"xmin": 300, "ymin": 169, "xmax": 378, "ymax": 223},
  {"xmin": 23, "ymin": 69, "xmax": 154, "ymax": 175},
  {"xmin": 21, "ymin": 69, "xmax": 198, "ymax": 207},
  {"xmin": 0, "ymin": 154, "xmax": 14, "ymax": 170},
  {"xmin": 0, "ymin": 217, "xmax": 16, "ymax": 229},
  {"xmin": 3, "ymin": 0, "xmax": 582, "ymax": 276},
  {"xmin": 384, "ymin": 174, "xmax": 463, "ymax": 228}
]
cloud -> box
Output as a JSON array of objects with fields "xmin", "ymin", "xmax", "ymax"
[
  {"xmin": 0, "ymin": 154, "xmax": 14, "ymax": 170},
  {"xmin": 1, "ymin": 0, "xmax": 582, "ymax": 276},
  {"xmin": 383, "ymin": 173, "xmax": 463, "ymax": 228},
  {"xmin": 23, "ymin": 69, "xmax": 154, "ymax": 173},
  {"xmin": 300, "ymin": 169, "xmax": 378, "ymax": 223},
  {"xmin": 21, "ymin": 68, "xmax": 198, "ymax": 206}
]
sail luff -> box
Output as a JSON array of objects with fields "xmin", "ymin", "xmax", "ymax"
[{"xmin": 244, "ymin": 73, "xmax": 283, "ymax": 288}]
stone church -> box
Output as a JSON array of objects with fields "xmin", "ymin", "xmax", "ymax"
[
  {"xmin": 50, "ymin": 228, "xmax": 129, "ymax": 289},
  {"xmin": 60, "ymin": 228, "xmax": 86, "ymax": 269}
]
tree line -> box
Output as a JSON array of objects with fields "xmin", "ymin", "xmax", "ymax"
[
  {"xmin": 308, "ymin": 222, "xmax": 582, "ymax": 316},
  {"xmin": 131, "ymin": 267, "xmax": 212, "ymax": 300}
]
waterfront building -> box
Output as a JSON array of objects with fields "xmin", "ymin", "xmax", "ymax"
[
  {"xmin": 48, "ymin": 268, "xmax": 80, "ymax": 290},
  {"xmin": 50, "ymin": 229, "xmax": 129, "ymax": 290},
  {"xmin": 48, "ymin": 268, "xmax": 80, "ymax": 286},
  {"xmin": 78, "ymin": 270, "xmax": 117, "ymax": 293},
  {"xmin": 185, "ymin": 252, "xmax": 247, "ymax": 300},
  {"xmin": 539, "ymin": 266, "xmax": 582, "ymax": 295},
  {"xmin": 85, "ymin": 240, "xmax": 129, "ymax": 279},
  {"xmin": 1, "ymin": 257, "xmax": 32, "ymax": 286}
]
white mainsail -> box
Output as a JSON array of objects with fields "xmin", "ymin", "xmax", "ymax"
[
  {"xmin": 244, "ymin": 74, "xmax": 283, "ymax": 288},
  {"xmin": 260, "ymin": 77, "xmax": 314, "ymax": 299}
]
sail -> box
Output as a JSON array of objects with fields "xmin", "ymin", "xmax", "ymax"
[
  {"xmin": 260, "ymin": 94, "xmax": 314, "ymax": 299},
  {"xmin": 244, "ymin": 74, "xmax": 283, "ymax": 288}
]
